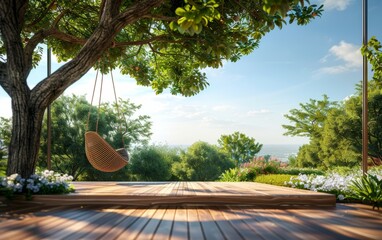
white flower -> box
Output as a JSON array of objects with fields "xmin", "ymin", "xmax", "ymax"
[
  {"xmin": 9, "ymin": 173, "xmax": 19, "ymax": 181},
  {"xmin": 7, "ymin": 180, "xmax": 14, "ymax": 187},
  {"xmin": 338, "ymin": 194, "xmax": 345, "ymax": 201}
]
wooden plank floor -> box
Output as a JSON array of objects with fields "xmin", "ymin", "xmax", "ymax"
[
  {"xmin": 0, "ymin": 203, "xmax": 381, "ymax": 239},
  {"xmin": 20, "ymin": 182, "xmax": 336, "ymax": 207}
]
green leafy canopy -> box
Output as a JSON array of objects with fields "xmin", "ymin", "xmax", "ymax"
[{"xmin": 2, "ymin": 0, "xmax": 323, "ymax": 97}]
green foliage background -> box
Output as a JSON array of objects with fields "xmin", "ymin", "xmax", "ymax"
[
  {"xmin": 283, "ymin": 38, "xmax": 382, "ymax": 169},
  {"xmin": 173, "ymin": 141, "xmax": 235, "ymax": 181}
]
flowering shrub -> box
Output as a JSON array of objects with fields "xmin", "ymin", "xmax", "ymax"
[
  {"xmin": 285, "ymin": 168, "xmax": 382, "ymax": 203},
  {"xmin": 241, "ymin": 156, "xmax": 282, "ymax": 175},
  {"xmin": 0, "ymin": 170, "xmax": 74, "ymax": 199}
]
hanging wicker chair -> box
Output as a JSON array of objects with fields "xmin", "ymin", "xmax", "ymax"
[
  {"xmin": 84, "ymin": 66, "xmax": 129, "ymax": 172},
  {"xmin": 85, "ymin": 131, "xmax": 128, "ymax": 172}
]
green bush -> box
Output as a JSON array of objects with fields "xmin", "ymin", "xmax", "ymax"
[
  {"xmin": 254, "ymin": 174, "xmax": 294, "ymax": 186},
  {"xmin": 350, "ymin": 174, "xmax": 382, "ymax": 210},
  {"xmin": 241, "ymin": 167, "xmax": 257, "ymax": 181},
  {"xmin": 130, "ymin": 145, "xmax": 174, "ymax": 181},
  {"xmin": 174, "ymin": 141, "xmax": 235, "ymax": 181},
  {"xmin": 287, "ymin": 155, "xmax": 297, "ymax": 167},
  {"xmin": 219, "ymin": 168, "xmax": 242, "ymax": 182}
]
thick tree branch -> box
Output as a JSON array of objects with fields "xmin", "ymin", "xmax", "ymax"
[
  {"xmin": 100, "ymin": 0, "xmax": 122, "ymax": 23},
  {"xmin": 30, "ymin": 0, "xmax": 165, "ymax": 110},
  {"xmin": 50, "ymin": 29, "xmax": 86, "ymax": 44}
]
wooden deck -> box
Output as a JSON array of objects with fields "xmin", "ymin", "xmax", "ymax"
[
  {"xmin": 20, "ymin": 181, "xmax": 336, "ymax": 207},
  {"xmin": 1, "ymin": 182, "xmax": 381, "ymax": 239},
  {"xmin": 1, "ymin": 203, "xmax": 381, "ymax": 239}
]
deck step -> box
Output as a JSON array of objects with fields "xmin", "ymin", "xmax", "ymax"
[{"xmin": 3, "ymin": 182, "xmax": 336, "ymax": 208}]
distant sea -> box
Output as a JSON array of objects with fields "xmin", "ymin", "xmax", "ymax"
[{"xmin": 258, "ymin": 144, "xmax": 301, "ymax": 162}]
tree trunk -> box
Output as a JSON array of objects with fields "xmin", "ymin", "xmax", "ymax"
[{"xmin": 6, "ymin": 89, "xmax": 45, "ymax": 178}]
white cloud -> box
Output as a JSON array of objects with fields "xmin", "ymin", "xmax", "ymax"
[
  {"xmin": 329, "ymin": 41, "xmax": 362, "ymax": 67},
  {"xmin": 247, "ymin": 109, "xmax": 272, "ymax": 116},
  {"xmin": 171, "ymin": 105, "xmax": 206, "ymax": 119},
  {"xmin": 212, "ymin": 105, "xmax": 234, "ymax": 112},
  {"xmin": 317, "ymin": 41, "xmax": 362, "ymax": 75},
  {"xmin": 318, "ymin": 65, "xmax": 349, "ymax": 74},
  {"xmin": 320, "ymin": 0, "xmax": 353, "ymax": 11},
  {"xmin": 201, "ymin": 116, "xmax": 236, "ymax": 126}
]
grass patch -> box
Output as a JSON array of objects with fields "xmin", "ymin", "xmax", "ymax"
[{"xmin": 254, "ymin": 174, "xmax": 294, "ymax": 186}]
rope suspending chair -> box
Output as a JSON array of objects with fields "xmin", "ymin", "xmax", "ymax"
[{"xmin": 85, "ymin": 67, "xmax": 129, "ymax": 172}]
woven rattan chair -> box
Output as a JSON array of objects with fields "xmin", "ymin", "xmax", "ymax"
[{"xmin": 85, "ymin": 131, "xmax": 128, "ymax": 172}]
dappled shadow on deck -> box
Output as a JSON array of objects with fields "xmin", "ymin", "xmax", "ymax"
[{"xmin": 0, "ymin": 202, "xmax": 381, "ymax": 239}]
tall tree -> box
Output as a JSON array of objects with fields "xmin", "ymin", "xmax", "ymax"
[
  {"xmin": 282, "ymin": 95, "xmax": 337, "ymax": 168},
  {"xmin": 218, "ymin": 131, "xmax": 262, "ymax": 166},
  {"xmin": 0, "ymin": 0, "xmax": 322, "ymax": 177},
  {"xmin": 341, "ymin": 81, "xmax": 382, "ymax": 165},
  {"xmin": 318, "ymin": 106, "xmax": 360, "ymax": 168}
]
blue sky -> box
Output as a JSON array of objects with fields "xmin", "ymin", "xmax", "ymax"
[{"xmin": 1, "ymin": 0, "xmax": 381, "ymax": 146}]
